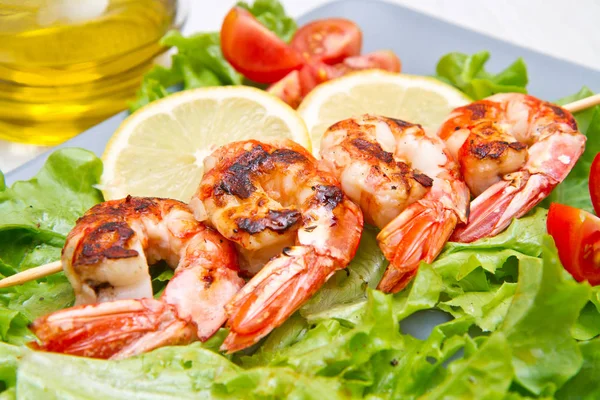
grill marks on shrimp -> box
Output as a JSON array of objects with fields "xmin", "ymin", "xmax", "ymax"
[
  {"xmin": 76, "ymin": 222, "xmax": 138, "ymax": 265},
  {"xmin": 548, "ymin": 104, "xmax": 578, "ymax": 129},
  {"xmin": 350, "ymin": 136, "xmax": 433, "ymax": 188},
  {"xmin": 464, "ymin": 123, "xmax": 528, "ymax": 162},
  {"xmin": 470, "ymin": 139, "xmax": 527, "ymax": 160},
  {"xmin": 236, "ymin": 209, "xmax": 301, "ymax": 234},
  {"xmin": 413, "ymin": 173, "xmax": 434, "ymax": 187},
  {"xmin": 351, "ymin": 138, "xmax": 394, "ymax": 163},
  {"xmin": 211, "ymin": 143, "xmax": 315, "ymax": 236},
  {"xmin": 72, "ymin": 197, "xmax": 165, "ymax": 266},
  {"xmin": 319, "ymin": 115, "xmax": 446, "ymax": 230},
  {"xmin": 216, "ymin": 146, "xmax": 270, "ymax": 199},
  {"xmin": 464, "ymin": 102, "xmax": 489, "ymax": 119},
  {"xmin": 215, "ymin": 145, "xmax": 310, "ymax": 200},
  {"xmin": 313, "ymin": 185, "xmax": 344, "ymax": 210},
  {"xmin": 388, "ymin": 118, "xmax": 418, "ymax": 128}
]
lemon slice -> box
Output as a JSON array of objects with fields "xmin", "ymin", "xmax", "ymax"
[
  {"xmin": 101, "ymin": 86, "xmax": 310, "ymax": 202},
  {"xmin": 297, "ymin": 70, "xmax": 471, "ymax": 156}
]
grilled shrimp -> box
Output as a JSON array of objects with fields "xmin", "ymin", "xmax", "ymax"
[
  {"xmin": 320, "ymin": 115, "xmax": 469, "ymax": 293},
  {"xmin": 30, "ymin": 197, "xmax": 244, "ymax": 359},
  {"xmin": 438, "ymin": 93, "xmax": 586, "ymax": 243},
  {"xmin": 190, "ymin": 139, "xmax": 363, "ymax": 352}
]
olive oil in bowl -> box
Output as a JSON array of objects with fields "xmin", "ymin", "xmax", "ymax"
[{"xmin": 0, "ymin": 0, "xmax": 182, "ymax": 144}]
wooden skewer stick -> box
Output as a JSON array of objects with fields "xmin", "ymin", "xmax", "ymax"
[
  {"xmin": 0, "ymin": 260, "xmax": 62, "ymax": 289},
  {"xmin": 563, "ymin": 93, "xmax": 600, "ymax": 113},
  {"xmin": 2, "ymin": 93, "xmax": 600, "ymax": 291}
]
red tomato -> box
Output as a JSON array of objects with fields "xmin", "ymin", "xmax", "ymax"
[
  {"xmin": 266, "ymin": 61, "xmax": 341, "ymax": 108},
  {"xmin": 590, "ymin": 152, "xmax": 600, "ymax": 215},
  {"xmin": 547, "ymin": 203, "xmax": 600, "ymax": 285},
  {"xmin": 220, "ymin": 7, "xmax": 303, "ymax": 83},
  {"xmin": 342, "ymin": 50, "xmax": 402, "ymax": 73},
  {"xmin": 297, "ymin": 61, "xmax": 339, "ymax": 96},
  {"xmin": 291, "ymin": 18, "xmax": 362, "ymax": 65},
  {"xmin": 270, "ymin": 52, "xmax": 403, "ymax": 108},
  {"xmin": 299, "ymin": 51, "xmax": 402, "ymax": 95},
  {"xmin": 266, "ymin": 70, "xmax": 302, "ymax": 108}
]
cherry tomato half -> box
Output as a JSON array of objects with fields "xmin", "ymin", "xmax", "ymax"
[
  {"xmin": 547, "ymin": 203, "xmax": 600, "ymax": 285},
  {"xmin": 220, "ymin": 7, "xmax": 304, "ymax": 83},
  {"xmin": 266, "ymin": 70, "xmax": 302, "ymax": 109},
  {"xmin": 342, "ymin": 50, "xmax": 401, "ymax": 73},
  {"xmin": 269, "ymin": 51, "xmax": 403, "ymax": 108},
  {"xmin": 291, "ymin": 18, "xmax": 362, "ymax": 65},
  {"xmin": 590, "ymin": 152, "xmax": 600, "ymax": 215},
  {"xmin": 298, "ymin": 51, "xmax": 402, "ymax": 96}
]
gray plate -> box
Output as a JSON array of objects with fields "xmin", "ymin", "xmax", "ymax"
[
  {"xmin": 6, "ymin": 0, "xmax": 600, "ymax": 185},
  {"xmin": 5, "ymin": 0, "xmax": 600, "ymax": 343}
]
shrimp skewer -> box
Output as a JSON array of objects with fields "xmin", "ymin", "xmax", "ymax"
[
  {"xmin": 438, "ymin": 93, "xmax": 586, "ymax": 243},
  {"xmin": 319, "ymin": 115, "xmax": 469, "ymax": 293},
  {"xmin": 191, "ymin": 139, "xmax": 363, "ymax": 352},
  {"xmin": 30, "ymin": 196, "xmax": 244, "ymax": 359}
]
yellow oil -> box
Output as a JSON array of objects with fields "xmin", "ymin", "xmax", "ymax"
[{"xmin": 0, "ymin": 0, "xmax": 178, "ymax": 144}]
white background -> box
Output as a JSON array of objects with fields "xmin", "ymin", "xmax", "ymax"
[{"xmin": 2, "ymin": 0, "xmax": 599, "ymax": 173}]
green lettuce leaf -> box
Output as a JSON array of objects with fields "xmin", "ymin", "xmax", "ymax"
[
  {"xmin": 415, "ymin": 235, "xmax": 588, "ymax": 398},
  {"xmin": 556, "ymin": 337, "xmax": 600, "ymax": 400},
  {"xmin": 392, "ymin": 262, "xmax": 443, "ymax": 320},
  {"xmin": 383, "ymin": 318, "xmax": 475, "ymax": 398},
  {"xmin": 127, "ymin": 77, "xmax": 172, "ymax": 114},
  {"xmin": 0, "ymin": 148, "xmax": 103, "ymax": 272},
  {"xmin": 0, "ymin": 343, "xmax": 21, "ymax": 396},
  {"xmin": 212, "ymin": 367, "xmax": 349, "ymax": 399},
  {"xmin": 16, "ymin": 343, "xmax": 238, "ymax": 399},
  {"xmin": 421, "ymin": 332, "xmax": 513, "ymax": 400},
  {"xmin": 257, "ymin": 313, "xmax": 309, "ymax": 354},
  {"xmin": 149, "ymin": 262, "xmax": 175, "ymax": 298},
  {"xmin": 439, "ymin": 281, "xmax": 517, "ymax": 332},
  {"xmin": 436, "ymin": 51, "xmax": 528, "ymax": 100},
  {"xmin": 499, "ymin": 238, "xmax": 589, "ymax": 396},
  {"xmin": 129, "ymin": 32, "xmax": 241, "ymax": 112},
  {"xmin": 0, "ymin": 308, "xmax": 31, "ymax": 345},
  {"xmin": 246, "ymin": 291, "xmax": 475, "ymax": 399},
  {"xmin": 0, "ymin": 148, "xmax": 103, "ymax": 239},
  {"xmin": 6, "ymin": 340, "xmax": 351, "ymax": 400},
  {"xmin": 573, "ymin": 287, "xmax": 600, "ymax": 341},
  {"xmin": 557, "ymin": 87, "xmax": 598, "ymax": 133},
  {"xmin": 0, "ymin": 149, "xmax": 103, "ymax": 344},
  {"xmin": 237, "ymin": 0, "xmax": 297, "ymax": 42},
  {"xmin": 161, "ymin": 31, "xmax": 242, "ymax": 86},
  {"xmin": 542, "ymin": 87, "xmax": 600, "ymax": 212},
  {"xmin": 427, "ymin": 209, "xmax": 547, "ymax": 331},
  {"xmin": 130, "ymin": 0, "xmax": 295, "ymax": 112}
]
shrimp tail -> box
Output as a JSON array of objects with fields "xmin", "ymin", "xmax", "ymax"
[
  {"xmin": 377, "ymin": 200, "xmax": 458, "ymax": 293},
  {"xmin": 162, "ymin": 265, "xmax": 245, "ymax": 341},
  {"xmin": 221, "ymin": 246, "xmax": 337, "ymax": 353},
  {"xmin": 451, "ymin": 172, "xmax": 554, "ymax": 243},
  {"xmin": 30, "ymin": 299, "xmax": 196, "ymax": 360}
]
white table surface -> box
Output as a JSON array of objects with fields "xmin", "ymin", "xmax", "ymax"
[{"xmin": 2, "ymin": 0, "xmax": 599, "ymax": 174}]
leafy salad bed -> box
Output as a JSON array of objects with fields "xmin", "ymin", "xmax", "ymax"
[{"xmin": 1, "ymin": 2, "xmax": 600, "ymax": 399}]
